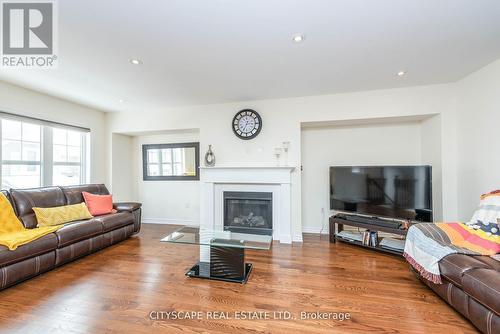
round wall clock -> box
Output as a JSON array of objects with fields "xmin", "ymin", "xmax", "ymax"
[{"xmin": 232, "ymin": 109, "xmax": 262, "ymax": 140}]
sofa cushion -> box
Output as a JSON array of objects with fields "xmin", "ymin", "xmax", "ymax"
[
  {"xmin": 82, "ymin": 191, "xmax": 115, "ymax": 216},
  {"xmin": 439, "ymin": 254, "xmax": 493, "ymax": 288},
  {"xmin": 60, "ymin": 184, "xmax": 110, "ymax": 205},
  {"xmin": 467, "ymin": 190, "xmax": 500, "ymax": 236},
  {"xmin": 94, "ymin": 212, "xmax": 134, "ymax": 232},
  {"xmin": 10, "ymin": 187, "xmax": 66, "ymax": 229},
  {"xmin": 33, "ymin": 203, "xmax": 93, "ymax": 227},
  {"xmin": 0, "ymin": 233, "xmax": 57, "ymax": 267},
  {"xmin": 462, "ymin": 268, "xmax": 500, "ymax": 315},
  {"xmin": 55, "ymin": 219, "xmax": 103, "ymax": 247}
]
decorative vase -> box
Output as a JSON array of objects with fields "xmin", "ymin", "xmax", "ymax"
[{"xmin": 204, "ymin": 145, "xmax": 216, "ymax": 167}]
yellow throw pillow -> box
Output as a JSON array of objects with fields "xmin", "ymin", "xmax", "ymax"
[{"xmin": 33, "ymin": 202, "xmax": 93, "ymax": 227}]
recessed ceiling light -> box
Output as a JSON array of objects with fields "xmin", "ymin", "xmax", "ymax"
[
  {"xmin": 119, "ymin": 99, "xmax": 124, "ymax": 103},
  {"xmin": 129, "ymin": 58, "xmax": 142, "ymax": 65},
  {"xmin": 397, "ymin": 71, "xmax": 406, "ymax": 77},
  {"xmin": 292, "ymin": 34, "xmax": 305, "ymax": 43}
]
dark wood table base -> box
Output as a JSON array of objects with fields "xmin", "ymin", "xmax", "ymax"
[
  {"xmin": 185, "ymin": 246, "xmax": 253, "ymax": 284},
  {"xmin": 186, "ymin": 262, "xmax": 253, "ymax": 284}
]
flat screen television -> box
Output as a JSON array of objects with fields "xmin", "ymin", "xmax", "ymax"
[{"xmin": 330, "ymin": 165, "xmax": 433, "ymax": 222}]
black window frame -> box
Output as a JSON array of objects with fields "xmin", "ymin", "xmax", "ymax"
[{"xmin": 142, "ymin": 142, "xmax": 200, "ymax": 181}]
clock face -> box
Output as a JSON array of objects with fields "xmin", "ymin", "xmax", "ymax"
[{"xmin": 232, "ymin": 109, "xmax": 262, "ymax": 140}]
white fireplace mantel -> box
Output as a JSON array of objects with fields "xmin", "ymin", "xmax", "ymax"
[{"xmin": 200, "ymin": 166, "xmax": 295, "ymax": 244}]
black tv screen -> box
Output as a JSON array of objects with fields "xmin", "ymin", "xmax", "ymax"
[{"xmin": 330, "ymin": 166, "xmax": 433, "ymax": 222}]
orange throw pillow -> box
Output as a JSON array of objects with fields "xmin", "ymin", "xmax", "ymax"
[{"xmin": 82, "ymin": 191, "xmax": 116, "ymax": 216}]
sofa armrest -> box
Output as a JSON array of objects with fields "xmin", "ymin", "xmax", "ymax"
[
  {"xmin": 113, "ymin": 202, "xmax": 142, "ymax": 212},
  {"xmin": 113, "ymin": 202, "xmax": 142, "ymax": 234}
]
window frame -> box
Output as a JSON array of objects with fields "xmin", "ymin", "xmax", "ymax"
[
  {"xmin": 50, "ymin": 127, "xmax": 88, "ymax": 186},
  {"xmin": 0, "ymin": 119, "xmax": 43, "ymax": 188},
  {"xmin": 142, "ymin": 142, "xmax": 200, "ymax": 181},
  {"xmin": 0, "ymin": 113, "xmax": 90, "ymax": 189}
]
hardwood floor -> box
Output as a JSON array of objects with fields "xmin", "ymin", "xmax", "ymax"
[{"xmin": 0, "ymin": 224, "xmax": 478, "ymax": 334}]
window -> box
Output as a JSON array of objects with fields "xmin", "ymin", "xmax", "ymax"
[
  {"xmin": 0, "ymin": 115, "xmax": 89, "ymax": 189},
  {"xmin": 52, "ymin": 128, "xmax": 85, "ymax": 186},
  {"xmin": 1, "ymin": 120, "xmax": 41, "ymax": 189},
  {"xmin": 142, "ymin": 142, "xmax": 199, "ymax": 181}
]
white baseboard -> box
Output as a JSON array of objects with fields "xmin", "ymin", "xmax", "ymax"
[
  {"xmin": 143, "ymin": 218, "xmax": 200, "ymax": 226},
  {"xmin": 292, "ymin": 234, "xmax": 303, "ymax": 242},
  {"xmin": 301, "ymin": 226, "xmax": 329, "ymax": 234},
  {"xmin": 277, "ymin": 234, "xmax": 293, "ymax": 244}
]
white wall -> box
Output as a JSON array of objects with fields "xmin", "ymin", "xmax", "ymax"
[
  {"xmin": 106, "ymin": 83, "xmax": 458, "ymax": 238},
  {"xmin": 39, "ymin": 54, "xmax": 494, "ymax": 233},
  {"xmin": 111, "ymin": 133, "xmax": 134, "ymax": 201},
  {"xmin": 4, "ymin": 57, "xmax": 498, "ymax": 230},
  {"xmin": 420, "ymin": 115, "xmax": 443, "ymax": 221},
  {"xmin": 455, "ymin": 59, "xmax": 500, "ymax": 220},
  {"xmin": 0, "ymin": 81, "xmax": 107, "ymax": 184},
  {"xmin": 127, "ymin": 130, "xmax": 201, "ymax": 224},
  {"xmin": 301, "ymin": 121, "xmax": 424, "ymax": 233}
]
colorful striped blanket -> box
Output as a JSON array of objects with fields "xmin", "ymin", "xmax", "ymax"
[{"xmin": 403, "ymin": 222, "xmax": 500, "ymax": 284}]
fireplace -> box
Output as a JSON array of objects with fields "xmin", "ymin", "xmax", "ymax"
[{"xmin": 223, "ymin": 191, "xmax": 273, "ymax": 235}]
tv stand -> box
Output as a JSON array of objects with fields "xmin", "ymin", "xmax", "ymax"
[
  {"xmin": 337, "ymin": 213, "xmax": 402, "ymax": 229},
  {"xmin": 329, "ymin": 213, "xmax": 409, "ymax": 256}
]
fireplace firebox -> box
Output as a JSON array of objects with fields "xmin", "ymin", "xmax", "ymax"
[{"xmin": 223, "ymin": 191, "xmax": 272, "ymax": 235}]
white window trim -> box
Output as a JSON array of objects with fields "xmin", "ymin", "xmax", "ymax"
[{"xmin": 42, "ymin": 125, "xmax": 53, "ymax": 186}]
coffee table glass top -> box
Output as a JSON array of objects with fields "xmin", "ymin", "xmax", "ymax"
[{"xmin": 160, "ymin": 226, "xmax": 272, "ymax": 250}]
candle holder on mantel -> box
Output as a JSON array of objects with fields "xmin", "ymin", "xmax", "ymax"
[
  {"xmin": 274, "ymin": 147, "xmax": 282, "ymax": 166},
  {"xmin": 204, "ymin": 145, "xmax": 216, "ymax": 167},
  {"xmin": 282, "ymin": 141, "xmax": 290, "ymax": 166}
]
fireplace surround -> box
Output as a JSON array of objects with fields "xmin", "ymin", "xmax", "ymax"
[{"xmin": 199, "ymin": 166, "xmax": 294, "ymax": 244}]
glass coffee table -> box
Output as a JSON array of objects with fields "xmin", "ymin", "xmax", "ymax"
[{"xmin": 161, "ymin": 226, "xmax": 272, "ymax": 284}]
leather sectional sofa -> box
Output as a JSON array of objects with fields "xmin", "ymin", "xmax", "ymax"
[
  {"xmin": 417, "ymin": 254, "xmax": 499, "ymax": 333},
  {"xmin": 0, "ymin": 184, "xmax": 141, "ymax": 291}
]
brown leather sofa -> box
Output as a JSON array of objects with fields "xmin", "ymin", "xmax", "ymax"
[
  {"xmin": 416, "ymin": 254, "xmax": 499, "ymax": 333},
  {"xmin": 0, "ymin": 184, "xmax": 141, "ymax": 290}
]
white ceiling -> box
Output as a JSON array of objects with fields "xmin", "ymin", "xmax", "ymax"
[{"xmin": 1, "ymin": 0, "xmax": 500, "ymax": 113}]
